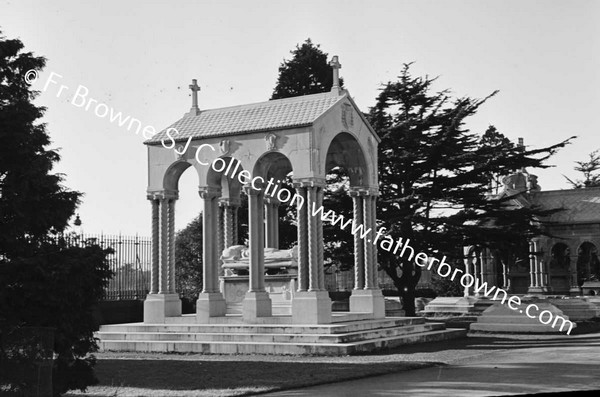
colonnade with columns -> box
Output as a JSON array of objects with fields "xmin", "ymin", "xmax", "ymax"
[
  {"xmin": 462, "ymin": 247, "xmax": 508, "ymax": 297},
  {"xmin": 143, "ymin": 190, "xmax": 182, "ymax": 323},
  {"xmin": 528, "ymin": 238, "xmax": 550, "ymax": 293},
  {"xmin": 144, "ymin": 178, "xmax": 384, "ymax": 324},
  {"xmin": 462, "ymin": 238, "xmax": 583, "ymax": 297},
  {"xmin": 347, "ymin": 188, "xmax": 385, "ymax": 317}
]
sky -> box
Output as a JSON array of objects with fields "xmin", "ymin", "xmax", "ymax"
[{"xmin": 2, "ymin": 0, "xmax": 599, "ymax": 235}]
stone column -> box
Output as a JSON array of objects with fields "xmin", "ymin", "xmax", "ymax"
[
  {"xmin": 242, "ymin": 185, "xmax": 272, "ymax": 321},
  {"xmin": 462, "ymin": 246, "xmax": 472, "ymax": 297},
  {"xmin": 144, "ymin": 191, "xmax": 182, "ymax": 323},
  {"xmin": 349, "ymin": 190, "xmax": 364, "ymax": 290},
  {"xmin": 291, "ymin": 179, "xmax": 331, "ymax": 324},
  {"xmin": 168, "ymin": 198, "xmax": 176, "ymax": 293},
  {"xmin": 159, "ymin": 197, "xmax": 169, "ymax": 294},
  {"xmin": 264, "ymin": 197, "xmax": 280, "ymax": 249},
  {"xmin": 568, "ymin": 246, "xmax": 581, "ymax": 295},
  {"xmin": 150, "ymin": 198, "xmax": 159, "ymax": 294},
  {"xmin": 480, "ymin": 250, "xmax": 488, "ymax": 285},
  {"xmin": 306, "ymin": 185, "xmax": 319, "ymax": 291},
  {"xmin": 232, "ymin": 204, "xmax": 239, "ymax": 246},
  {"xmin": 370, "ymin": 193, "xmax": 378, "ymax": 287},
  {"xmin": 316, "ymin": 186, "xmax": 325, "ymax": 290},
  {"xmin": 528, "ymin": 239, "xmax": 548, "ymax": 294},
  {"xmin": 196, "ymin": 187, "xmax": 226, "ymax": 322},
  {"xmin": 349, "ymin": 189, "xmax": 384, "ymax": 318},
  {"xmin": 472, "ymin": 253, "xmax": 480, "ymax": 298},
  {"xmin": 220, "ymin": 198, "xmax": 240, "ymax": 250},
  {"xmin": 295, "ymin": 185, "xmax": 309, "ymax": 292},
  {"xmin": 217, "ymin": 203, "xmax": 225, "ymax": 266},
  {"xmin": 363, "ymin": 194, "xmax": 374, "ymax": 289}
]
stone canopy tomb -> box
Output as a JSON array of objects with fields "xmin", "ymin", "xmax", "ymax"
[
  {"xmin": 96, "ymin": 57, "xmax": 464, "ymax": 354},
  {"xmin": 142, "ymin": 56, "xmax": 385, "ymax": 325}
]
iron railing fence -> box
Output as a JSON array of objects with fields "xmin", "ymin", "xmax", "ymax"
[{"xmin": 46, "ymin": 233, "xmax": 152, "ymax": 300}]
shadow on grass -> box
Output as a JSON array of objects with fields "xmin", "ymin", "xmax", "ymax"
[{"xmin": 92, "ymin": 359, "xmax": 433, "ymax": 393}]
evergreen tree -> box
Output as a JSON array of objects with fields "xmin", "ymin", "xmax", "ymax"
[
  {"xmin": 368, "ymin": 64, "xmax": 572, "ymax": 315},
  {"xmin": 175, "ymin": 215, "xmax": 203, "ymax": 306},
  {"xmin": 564, "ymin": 149, "xmax": 600, "ymax": 188},
  {"xmin": 271, "ymin": 38, "xmax": 343, "ymax": 99},
  {"xmin": 0, "ymin": 33, "xmax": 79, "ymax": 258},
  {"xmin": 0, "ymin": 31, "xmax": 112, "ymax": 395},
  {"xmin": 270, "ymin": 40, "xmax": 352, "ymax": 270}
]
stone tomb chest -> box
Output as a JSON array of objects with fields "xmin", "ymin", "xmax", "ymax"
[{"xmin": 220, "ymin": 245, "xmax": 298, "ymax": 314}]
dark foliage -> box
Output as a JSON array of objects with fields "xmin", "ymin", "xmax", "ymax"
[
  {"xmin": 368, "ymin": 64, "xmax": 572, "ymax": 315},
  {"xmin": 271, "ymin": 38, "xmax": 343, "ymax": 100},
  {"xmin": 0, "ymin": 243, "xmax": 113, "ymax": 395},
  {"xmin": 0, "ymin": 31, "xmax": 112, "ymax": 395},
  {"xmin": 564, "ymin": 149, "xmax": 600, "ymax": 188},
  {"xmin": 175, "ymin": 215, "xmax": 203, "ymax": 304}
]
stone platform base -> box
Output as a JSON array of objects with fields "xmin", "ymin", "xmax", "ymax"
[
  {"xmin": 470, "ymin": 300, "xmax": 576, "ymax": 334},
  {"xmin": 583, "ymin": 297, "xmax": 600, "ymax": 316},
  {"xmin": 548, "ymin": 298, "xmax": 599, "ymax": 321},
  {"xmin": 95, "ymin": 315, "xmax": 466, "ymax": 355}
]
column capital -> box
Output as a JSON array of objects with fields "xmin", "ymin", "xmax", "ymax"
[
  {"xmin": 264, "ymin": 196, "xmax": 281, "ymax": 206},
  {"xmin": 292, "ymin": 177, "xmax": 326, "ymax": 189},
  {"xmin": 243, "ymin": 184, "xmax": 263, "ymax": 196},
  {"xmin": 147, "ymin": 190, "xmax": 179, "ymax": 201},
  {"xmin": 348, "ymin": 186, "xmax": 378, "ymax": 197},
  {"xmin": 198, "ymin": 186, "xmax": 221, "ymax": 199},
  {"xmin": 219, "ymin": 197, "xmax": 242, "ymax": 207}
]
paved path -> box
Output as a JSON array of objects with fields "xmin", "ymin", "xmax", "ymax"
[{"xmin": 262, "ymin": 333, "xmax": 600, "ymax": 396}]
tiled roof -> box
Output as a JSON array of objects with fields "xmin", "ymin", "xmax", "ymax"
[
  {"xmin": 533, "ymin": 187, "xmax": 600, "ymax": 223},
  {"xmin": 146, "ymin": 91, "xmax": 345, "ymax": 144}
]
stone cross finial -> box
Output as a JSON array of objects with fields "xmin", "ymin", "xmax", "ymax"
[
  {"xmin": 189, "ymin": 79, "xmax": 200, "ymax": 112},
  {"xmin": 329, "ymin": 55, "xmax": 342, "ymax": 91}
]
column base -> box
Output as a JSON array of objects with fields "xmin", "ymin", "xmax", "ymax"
[
  {"xmin": 196, "ymin": 292, "xmax": 227, "ymax": 323},
  {"xmin": 144, "ymin": 293, "xmax": 182, "ymax": 323},
  {"xmin": 528, "ymin": 286, "xmax": 551, "ymax": 295},
  {"xmin": 242, "ymin": 291, "xmax": 272, "ymax": 322},
  {"xmin": 349, "ymin": 289, "xmax": 385, "ymax": 319},
  {"xmin": 570, "ymin": 286, "xmax": 582, "ymax": 296},
  {"xmin": 292, "ymin": 290, "xmax": 332, "ymax": 324}
]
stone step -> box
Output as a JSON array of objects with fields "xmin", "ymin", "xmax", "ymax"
[
  {"xmin": 470, "ymin": 323, "xmax": 569, "ymax": 333},
  {"xmin": 164, "ymin": 312, "xmax": 378, "ymax": 324},
  {"xmin": 98, "ymin": 317, "xmax": 425, "ymax": 335},
  {"xmin": 97, "ymin": 328, "xmax": 466, "ymax": 355},
  {"xmin": 96, "ymin": 322, "xmax": 445, "ymax": 344}
]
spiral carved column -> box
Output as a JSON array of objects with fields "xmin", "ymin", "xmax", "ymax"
[
  {"xmin": 306, "ymin": 185, "xmax": 319, "ymax": 291},
  {"xmin": 363, "ymin": 193, "xmax": 375, "ymax": 290},
  {"xmin": 167, "ymin": 198, "xmax": 176, "ymax": 294},
  {"xmin": 150, "ymin": 197, "xmax": 159, "ymax": 294},
  {"xmin": 295, "ymin": 185, "xmax": 309, "ymax": 292}
]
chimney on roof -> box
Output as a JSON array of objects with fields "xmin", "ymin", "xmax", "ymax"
[{"xmin": 518, "ymin": 137, "xmax": 524, "ymax": 148}]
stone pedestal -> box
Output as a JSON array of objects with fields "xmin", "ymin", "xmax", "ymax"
[
  {"xmin": 221, "ymin": 274, "xmax": 296, "ymax": 315},
  {"xmin": 144, "ymin": 294, "xmax": 182, "ymax": 323},
  {"xmin": 242, "ymin": 291, "xmax": 272, "ymax": 321},
  {"xmin": 349, "ymin": 289, "xmax": 385, "ymax": 319},
  {"xmin": 196, "ymin": 292, "xmax": 227, "ymax": 323},
  {"xmin": 292, "ymin": 291, "xmax": 332, "ymax": 324}
]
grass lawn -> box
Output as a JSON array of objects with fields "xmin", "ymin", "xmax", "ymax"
[{"xmin": 64, "ymin": 353, "xmax": 434, "ymax": 397}]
